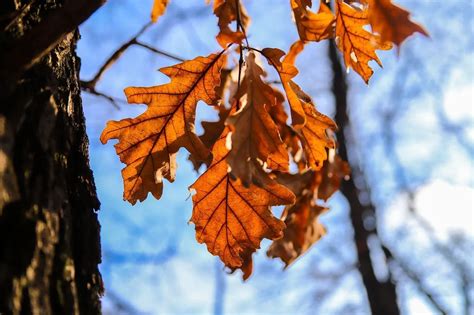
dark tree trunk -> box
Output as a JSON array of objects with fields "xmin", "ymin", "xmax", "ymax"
[
  {"xmin": 0, "ymin": 1, "xmax": 103, "ymax": 314},
  {"xmin": 328, "ymin": 41, "xmax": 400, "ymax": 315}
]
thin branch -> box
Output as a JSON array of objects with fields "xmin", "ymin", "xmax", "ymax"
[
  {"xmin": 384, "ymin": 245, "xmax": 449, "ymax": 315},
  {"xmin": 105, "ymin": 290, "xmax": 149, "ymax": 315},
  {"xmin": 81, "ymin": 22, "xmax": 153, "ymax": 89},
  {"xmin": 134, "ymin": 41, "xmax": 184, "ymax": 62},
  {"xmin": 81, "ymin": 22, "xmax": 186, "ymax": 95},
  {"xmin": 80, "ymin": 84, "xmax": 124, "ymax": 109},
  {"xmin": 235, "ymin": 0, "xmax": 249, "ymax": 47}
]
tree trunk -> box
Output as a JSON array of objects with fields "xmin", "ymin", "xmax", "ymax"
[
  {"xmin": 328, "ymin": 41, "xmax": 400, "ymax": 315},
  {"xmin": 0, "ymin": 1, "xmax": 103, "ymax": 314}
]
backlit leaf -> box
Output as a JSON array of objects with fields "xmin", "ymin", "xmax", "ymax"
[
  {"xmin": 190, "ymin": 128, "xmax": 295, "ymax": 276},
  {"xmin": 267, "ymin": 195, "xmax": 327, "ymax": 267},
  {"xmin": 335, "ymin": 0, "xmax": 392, "ymax": 83},
  {"xmin": 227, "ymin": 53, "xmax": 289, "ymax": 186},
  {"xmin": 151, "ymin": 0, "xmax": 169, "ymax": 23},
  {"xmin": 101, "ymin": 52, "xmax": 227, "ymax": 204},
  {"xmin": 368, "ymin": 0, "xmax": 428, "ymax": 47},
  {"xmin": 212, "ymin": 0, "xmax": 250, "ymax": 48},
  {"xmin": 290, "ymin": 83, "xmax": 337, "ymax": 170},
  {"xmin": 291, "ymin": 0, "xmax": 335, "ymax": 42},
  {"xmin": 261, "ymin": 46, "xmax": 305, "ymax": 128}
]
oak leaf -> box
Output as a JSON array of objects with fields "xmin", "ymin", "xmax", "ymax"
[
  {"xmin": 335, "ymin": 0, "xmax": 392, "ymax": 83},
  {"xmin": 227, "ymin": 53, "xmax": 289, "ymax": 186},
  {"xmin": 268, "ymin": 170, "xmax": 326, "ymax": 266},
  {"xmin": 190, "ymin": 127, "xmax": 295, "ymax": 274},
  {"xmin": 368, "ymin": 0, "xmax": 428, "ymax": 47},
  {"xmin": 212, "ymin": 0, "xmax": 250, "ymax": 48},
  {"xmin": 262, "ymin": 46, "xmax": 337, "ymax": 170},
  {"xmin": 291, "ymin": 0, "xmax": 335, "ymax": 42},
  {"xmin": 267, "ymin": 152, "xmax": 349, "ymax": 266},
  {"xmin": 291, "ymin": 83, "xmax": 337, "ymax": 170},
  {"xmin": 267, "ymin": 196, "xmax": 327, "ymax": 267},
  {"xmin": 100, "ymin": 52, "xmax": 227, "ymax": 204},
  {"xmin": 261, "ymin": 45, "xmax": 305, "ymax": 128},
  {"xmin": 317, "ymin": 152, "xmax": 351, "ymax": 201},
  {"xmin": 229, "ymin": 249, "xmax": 254, "ymax": 280},
  {"xmin": 151, "ymin": 0, "xmax": 169, "ymax": 23},
  {"xmin": 267, "ymin": 88, "xmax": 306, "ymax": 170}
]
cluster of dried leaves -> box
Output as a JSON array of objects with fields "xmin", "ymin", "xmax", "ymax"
[{"xmin": 101, "ymin": 0, "xmax": 426, "ymax": 279}]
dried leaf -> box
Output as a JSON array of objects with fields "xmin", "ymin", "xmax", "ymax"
[
  {"xmin": 318, "ymin": 152, "xmax": 351, "ymax": 201},
  {"xmin": 335, "ymin": 0, "xmax": 392, "ymax": 83},
  {"xmin": 230, "ymin": 249, "xmax": 254, "ymax": 280},
  {"xmin": 190, "ymin": 128, "xmax": 295, "ymax": 275},
  {"xmin": 292, "ymin": 0, "xmax": 335, "ymax": 42},
  {"xmin": 267, "ymin": 196, "xmax": 327, "ymax": 267},
  {"xmin": 261, "ymin": 46, "xmax": 305, "ymax": 128},
  {"xmin": 212, "ymin": 0, "xmax": 250, "ymax": 48},
  {"xmin": 368, "ymin": 0, "xmax": 428, "ymax": 47},
  {"xmin": 291, "ymin": 84, "xmax": 337, "ymax": 170},
  {"xmin": 227, "ymin": 53, "xmax": 289, "ymax": 186},
  {"xmin": 151, "ymin": 0, "xmax": 169, "ymax": 23},
  {"xmin": 268, "ymin": 89, "xmax": 305, "ymax": 170},
  {"xmin": 262, "ymin": 46, "xmax": 336, "ymax": 169},
  {"xmin": 101, "ymin": 52, "xmax": 227, "ymax": 204}
]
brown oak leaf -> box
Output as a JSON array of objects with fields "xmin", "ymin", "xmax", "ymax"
[
  {"xmin": 212, "ymin": 0, "xmax": 250, "ymax": 48},
  {"xmin": 290, "ymin": 83, "xmax": 337, "ymax": 170},
  {"xmin": 190, "ymin": 127, "xmax": 295, "ymax": 274},
  {"xmin": 317, "ymin": 152, "xmax": 351, "ymax": 201},
  {"xmin": 267, "ymin": 88, "xmax": 306, "ymax": 170},
  {"xmin": 229, "ymin": 248, "xmax": 254, "ymax": 280},
  {"xmin": 100, "ymin": 52, "xmax": 227, "ymax": 204},
  {"xmin": 151, "ymin": 0, "xmax": 169, "ymax": 23},
  {"xmin": 267, "ymin": 196, "xmax": 327, "ymax": 267},
  {"xmin": 262, "ymin": 46, "xmax": 336, "ymax": 170},
  {"xmin": 226, "ymin": 53, "xmax": 289, "ymax": 186},
  {"xmin": 335, "ymin": 0, "xmax": 392, "ymax": 83},
  {"xmin": 291, "ymin": 0, "xmax": 335, "ymax": 42},
  {"xmin": 268, "ymin": 170, "xmax": 326, "ymax": 266},
  {"xmin": 261, "ymin": 46, "xmax": 305, "ymax": 128},
  {"xmin": 368, "ymin": 0, "xmax": 428, "ymax": 47}
]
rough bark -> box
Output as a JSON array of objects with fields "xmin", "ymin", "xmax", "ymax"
[
  {"xmin": 328, "ymin": 41, "xmax": 400, "ymax": 315},
  {"xmin": 0, "ymin": 1, "xmax": 103, "ymax": 314}
]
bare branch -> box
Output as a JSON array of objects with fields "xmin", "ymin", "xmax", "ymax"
[
  {"xmin": 80, "ymin": 22, "xmax": 185, "ymax": 95},
  {"xmin": 134, "ymin": 41, "xmax": 184, "ymax": 62},
  {"xmin": 82, "ymin": 22, "xmax": 153, "ymax": 89},
  {"xmin": 80, "ymin": 83, "xmax": 125, "ymax": 109},
  {"xmin": 384, "ymin": 245, "xmax": 449, "ymax": 315}
]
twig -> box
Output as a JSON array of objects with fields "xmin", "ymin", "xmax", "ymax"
[
  {"xmin": 134, "ymin": 41, "xmax": 184, "ymax": 62},
  {"xmin": 81, "ymin": 22, "xmax": 186, "ymax": 93},
  {"xmin": 105, "ymin": 290, "xmax": 150, "ymax": 315},
  {"xmin": 235, "ymin": 0, "xmax": 249, "ymax": 47},
  {"xmin": 384, "ymin": 245, "xmax": 449, "ymax": 314},
  {"xmin": 81, "ymin": 22, "xmax": 153, "ymax": 89},
  {"xmin": 80, "ymin": 83, "xmax": 124, "ymax": 109}
]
